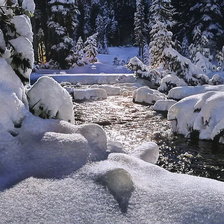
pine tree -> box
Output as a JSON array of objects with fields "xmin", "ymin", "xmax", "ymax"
[
  {"xmin": 84, "ymin": 33, "xmax": 98, "ymax": 63},
  {"xmin": 149, "ymin": 21, "xmax": 173, "ymax": 67},
  {"xmin": 134, "ymin": 0, "xmax": 147, "ymax": 58},
  {"xmin": 47, "ymin": 0, "xmax": 79, "ymax": 69},
  {"xmin": 189, "ymin": 0, "xmax": 224, "ymax": 52},
  {"xmin": 0, "ymin": 0, "xmax": 34, "ymax": 84}
]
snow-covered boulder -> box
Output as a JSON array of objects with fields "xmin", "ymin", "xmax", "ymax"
[
  {"xmin": 73, "ymin": 88, "xmax": 107, "ymax": 101},
  {"xmin": 27, "ymin": 76, "xmax": 74, "ymax": 123},
  {"xmin": 168, "ymin": 91, "xmax": 224, "ymax": 143},
  {"xmin": 168, "ymin": 85, "xmax": 224, "ymax": 100},
  {"xmin": 133, "ymin": 86, "xmax": 165, "ymax": 105},
  {"xmin": 158, "ymin": 74, "xmax": 187, "ymax": 93},
  {"xmin": 153, "ymin": 99, "xmax": 177, "ymax": 112},
  {"xmin": 91, "ymin": 85, "xmax": 121, "ymax": 96},
  {"xmin": 131, "ymin": 142, "xmax": 159, "ymax": 164}
]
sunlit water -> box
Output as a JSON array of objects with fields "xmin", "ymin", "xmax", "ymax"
[{"xmin": 74, "ymin": 84, "xmax": 224, "ymax": 181}]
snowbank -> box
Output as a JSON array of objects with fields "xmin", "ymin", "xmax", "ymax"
[
  {"xmin": 168, "ymin": 91, "xmax": 224, "ymax": 142},
  {"xmin": 153, "ymin": 99, "xmax": 177, "ymax": 112},
  {"xmin": 90, "ymin": 84, "xmax": 121, "ymax": 96},
  {"xmin": 0, "ymin": 153, "xmax": 224, "ymax": 223},
  {"xmin": 133, "ymin": 86, "xmax": 165, "ymax": 105},
  {"xmin": 73, "ymin": 88, "xmax": 107, "ymax": 101},
  {"xmin": 168, "ymin": 84, "xmax": 224, "ymax": 100},
  {"xmin": 27, "ymin": 76, "xmax": 74, "ymax": 123}
]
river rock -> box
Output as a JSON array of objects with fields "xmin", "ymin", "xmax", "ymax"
[
  {"xmin": 97, "ymin": 168, "xmax": 134, "ymax": 213},
  {"xmin": 73, "ymin": 88, "xmax": 107, "ymax": 101}
]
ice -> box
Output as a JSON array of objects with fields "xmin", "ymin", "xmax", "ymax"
[
  {"xmin": 27, "ymin": 76, "xmax": 74, "ymax": 123},
  {"xmin": 168, "ymin": 84, "xmax": 224, "ymax": 100},
  {"xmin": 133, "ymin": 86, "xmax": 166, "ymax": 105},
  {"xmin": 131, "ymin": 142, "xmax": 159, "ymax": 164},
  {"xmin": 153, "ymin": 99, "xmax": 177, "ymax": 112},
  {"xmin": 73, "ymin": 88, "xmax": 107, "ymax": 101}
]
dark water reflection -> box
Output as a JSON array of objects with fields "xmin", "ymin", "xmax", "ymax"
[{"xmin": 157, "ymin": 136, "xmax": 224, "ymax": 181}]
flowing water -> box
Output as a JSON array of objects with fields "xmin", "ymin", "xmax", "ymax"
[{"xmin": 74, "ymin": 84, "xmax": 224, "ymax": 181}]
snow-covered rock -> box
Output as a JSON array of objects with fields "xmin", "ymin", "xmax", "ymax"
[
  {"xmin": 168, "ymin": 91, "xmax": 224, "ymax": 142},
  {"xmin": 27, "ymin": 76, "xmax": 74, "ymax": 123},
  {"xmin": 73, "ymin": 88, "xmax": 107, "ymax": 101},
  {"xmin": 133, "ymin": 86, "xmax": 165, "ymax": 105},
  {"xmin": 131, "ymin": 142, "xmax": 159, "ymax": 164},
  {"xmin": 168, "ymin": 85, "xmax": 224, "ymax": 100},
  {"xmin": 153, "ymin": 99, "xmax": 177, "ymax": 112},
  {"xmin": 158, "ymin": 74, "xmax": 187, "ymax": 93},
  {"xmin": 91, "ymin": 84, "xmax": 121, "ymax": 96}
]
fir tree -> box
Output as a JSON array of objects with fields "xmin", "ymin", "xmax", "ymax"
[
  {"xmin": 84, "ymin": 33, "xmax": 98, "ymax": 63},
  {"xmin": 47, "ymin": 0, "xmax": 79, "ymax": 69},
  {"xmin": 134, "ymin": 0, "xmax": 147, "ymax": 58}
]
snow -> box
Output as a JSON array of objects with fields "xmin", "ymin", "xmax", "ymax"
[
  {"xmin": 168, "ymin": 91, "xmax": 224, "ymax": 142},
  {"xmin": 158, "ymin": 74, "xmax": 187, "ymax": 93},
  {"xmin": 133, "ymin": 86, "xmax": 166, "ymax": 105},
  {"xmin": 73, "ymin": 88, "xmax": 107, "ymax": 101},
  {"xmin": 90, "ymin": 84, "xmax": 121, "ymax": 96},
  {"xmin": 9, "ymin": 36, "xmax": 34, "ymax": 79},
  {"xmin": 11, "ymin": 15, "xmax": 33, "ymax": 42},
  {"xmin": 153, "ymin": 99, "xmax": 177, "ymax": 112},
  {"xmin": 168, "ymin": 84, "xmax": 224, "ymax": 100},
  {"xmin": 0, "ymin": 153, "xmax": 224, "ymax": 223},
  {"xmin": 22, "ymin": 0, "xmax": 35, "ymax": 13},
  {"xmin": 31, "ymin": 73, "xmax": 136, "ymax": 85},
  {"xmin": 131, "ymin": 142, "xmax": 159, "ymax": 164},
  {"xmin": 27, "ymin": 76, "xmax": 74, "ymax": 123}
]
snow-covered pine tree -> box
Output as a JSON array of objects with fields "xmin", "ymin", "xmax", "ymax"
[
  {"xmin": 149, "ymin": 0, "xmax": 175, "ymax": 30},
  {"xmin": 84, "ymin": 33, "xmax": 98, "ymax": 63},
  {"xmin": 0, "ymin": 0, "xmax": 35, "ymax": 84},
  {"xmin": 95, "ymin": 14, "xmax": 108, "ymax": 54},
  {"xmin": 142, "ymin": 44, "xmax": 150, "ymax": 65},
  {"xmin": 47, "ymin": 0, "xmax": 79, "ymax": 69},
  {"xmin": 149, "ymin": 21, "xmax": 173, "ymax": 68},
  {"xmin": 134, "ymin": 0, "xmax": 147, "ymax": 58},
  {"xmin": 189, "ymin": 0, "xmax": 224, "ymax": 52}
]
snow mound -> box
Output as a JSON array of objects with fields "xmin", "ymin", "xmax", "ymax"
[
  {"xmin": 27, "ymin": 76, "xmax": 74, "ymax": 123},
  {"xmin": 168, "ymin": 84, "xmax": 224, "ymax": 100},
  {"xmin": 90, "ymin": 84, "xmax": 121, "ymax": 96},
  {"xmin": 209, "ymin": 74, "xmax": 224, "ymax": 85},
  {"xmin": 1, "ymin": 153, "xmax": 223, "ymax": 223},
  {"xmin": 133, "ymin": 86, "xmax": 165, "ymax": 105},
  {"xmin": 131, "ymin": 142, "xmax": 159, "ymax": 164},
  {"xmin": 158, "ymin": 74, "xmax": 187, "ymax": 93},
  {"xmin": 168, "ymin": 91, "xmax": 224, "ymax": 142},
  {"xmin": 153, "ymin": 99, "xmax": 177, "ymax": 112},
  {"xmin": 73, "ymin": 88, "xmax": 107, "ymax": 101}
]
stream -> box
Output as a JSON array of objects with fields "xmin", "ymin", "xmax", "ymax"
[{"xmin": 74, "ymin": 83, "xmax": 224, "ymax": 181}]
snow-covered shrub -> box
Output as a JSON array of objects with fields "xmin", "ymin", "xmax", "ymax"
[
  {"xmin": 158, "ymin": 74, "xmax": 187, "ymax": 93},
  {"xmin": 133, "ymin": 86, "xmax": 165, "ymax": 105},
  {"xmin": 209, "ymin": 74, "xmax": 224, "ymax": 85},
  {"xmin": 168, "ymin": 85, "xmax": 224, "ymax": 100},
  {"xmin": 127, "ymin": 57, "xmax": 162, "ymax": 86},
  {"xmin": 27, "ymin": 77, "xmax": 74, "ymax": 123},
  {"xmin": 168, "ymin": 91, "xmax": 224, "ymax": 143},
  {"xmin": 163, "ymin": 47, "xmax": 209, "ymax": 85}
]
